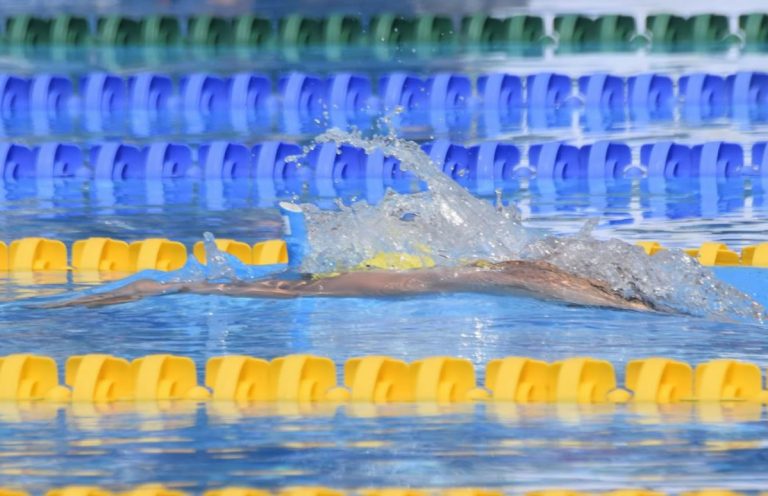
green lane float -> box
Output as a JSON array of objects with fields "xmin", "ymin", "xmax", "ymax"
[{"xmin": 1, "ymin": 12, "xmax": 767, "ymax": 52}]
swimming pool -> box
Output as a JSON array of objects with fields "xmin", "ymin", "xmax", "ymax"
[
  {"xmin": 1, "ymin": 283, "xmax": 767, "ymax": 491},
  {"xmin": 2, "ymin": 0, "xmax": 768, "ymax": 494}
]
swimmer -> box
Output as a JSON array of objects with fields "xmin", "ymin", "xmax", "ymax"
[{"xmin": 40, "ymin": 259, "xmax": 660, "ymax": 312}]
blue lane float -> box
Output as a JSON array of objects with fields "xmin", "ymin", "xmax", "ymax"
[
  {"xmin": 2, "ymin": 69, "xmax": 768, "ymax": 117},
  {"xmin": 128, "ymin": 73, "xmax": 173, "ymax": 115},
  {"xmin": 379, "ymin": 72, "xmax": 427, "ymax": 112},
  {"xmin": 198, "ymin": 142, "xmax": 251, "ymax": 180},
  {"xmin": 253, "ymin": 141, "xmax": 304, "ymax": 183},
  {"xmin": 728, "ymin": 71, "xmax": 768, "ymax": 104},
  {"xmin": 581, "ymin": 141, "xmax": 632, "ymax": 179},
  {"xmin": 81, "ymin": 72, "xmax": 126, "ymax": 114},
  {"xmin": 750, "ymin": 142, "xmax": 768, "ymax": 175},
  {"xmin": 578, "ymin": 73, "xmax": 624, "ymax": 112},
  {"xmin": 426, "ymin": 73, "xmax": 472, "ymax": 110},
  {"xmin": 693, "ymin": 142, "xmax": 743, "ymax": 177},
  {"xmin": 365, "ymin": 149, "xmax": 409, "ymax": 184},
  {"xmin": 422, "ymin": 140, "xmax": 472, "ymax": 181},
  {"xmin": 91, "ymin": 143, "xmax": 143, "ymax": 180},
  {"xmin": 627, "ymin": 73, "xmax": 674, "ymax": 122},
  {"xmin": 679, "ymin": 73, "xmax": 727, "ymax": 122},
  {"xmin": 328, "ymin": 73, "xmax": 371, "ymax": 114},
  {"xmin": 180, "ymin": 73, "xmax": 229, "ymax": 119},
  {"xmin": 729, "ymin": 71, "xmax": 768, "ymax": 121},
  {"xmin": 229, "ymin": 73, "xmax": 271, "ymax": 112},
  {"xmin": 470, "ymin": 142, "xmax": 521, "ymax": 183},
  {"xmin": 3, "ymin": 70, "xmax": 768, "ymax": 138},
  {"xmin": 309, "ymin": 142, "xmax": 367, "ymax": 196},
  {"xmin": 0, "ymin": 143, "xmax": 34, "ymax": 180},
  {"xmin": 0, "ymin": 139, "xmax": 764, "ymax": 188},
  {"xmin": 641, "ymin": 142, "xmax": 695, "ymax": 179},
  {"xmin": 280, "ymin": 72, "xmax": 326, "ymax": 117},
  {"xmin": 477, "ymin": 73, "xmax": 522, "ymax": 111},
  {"xmin": 526, "ymin": 72, "xmax": 571, "ymax": 109},
  {"xmin": 529, "ymin": 142, "xmax": 581, "ymax": 180},
  {"xmin": 34, "ymin": 143, "xmax": 86, "ymax": 178},
  {"xmin": 29, "ymin": 74, "xmax": 73, "ymax": 116},
  {"xmin": 0, "ymin": 75, "xmax": 29, "ymax": 119},
  {"xmin": 143, "ymin": 143, "xmax": 193, "ymax": 179}
]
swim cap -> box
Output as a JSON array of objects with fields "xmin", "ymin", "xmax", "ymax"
[{"xmin": 356, "ymin": 252, "xmax": 436, "ymax": 270}]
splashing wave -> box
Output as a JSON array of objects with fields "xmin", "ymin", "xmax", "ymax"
[{"xmin": 295, "ymin": 128, "xmax": 765, "ymax": 322}]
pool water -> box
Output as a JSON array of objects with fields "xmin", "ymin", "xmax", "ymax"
[
  {"xmin": 3, "ymin": 0, "xmax": 768, "ymax": 493},
  {"xmin": 1, "ymin": 178, "xmax": 767, "ymax": 249},
  {"xmin": 1, "ymin": 290, "xmax": 768, "ymax": 492},
  {"xmin": 2, "ymin": 210, "xmax": 768, "ymax": 492}
]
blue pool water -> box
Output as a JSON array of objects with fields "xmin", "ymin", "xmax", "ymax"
[
  {"xmin": 1, "ymin": 189, "xmax": 768, "ymax": 491},
  {"xmin": 0, "ymin": 286, "xmax": 767, "ymax": 487},
  {"xmin": 1, "ymin": 288, "xmax": 768, "ymax": 491},
  {"xmin": 1, "ymin": 178, "xmax": 768, "ymax": 249},
  {"xmin": 4, "ymin": 0, "xmax": 768, "ymax": 493}
]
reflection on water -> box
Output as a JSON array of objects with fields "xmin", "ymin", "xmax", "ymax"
[
  {"xmin": 0, "ymin": 402, "xmax": 768, "ymax": 492},
  {"xmin": 2, "ymin": 289, "xmax": 767, "ymax": 364},
  {"xmin": 1, "ymin": 177, "xmax": 766, "ymax": 248},
  {"xmin": 1, "ymin": 401, "xmax": 766, "ymax": 426},
  {"xmin": 0, "ymin": 285, "xmax": 767, "ymax": 491}
]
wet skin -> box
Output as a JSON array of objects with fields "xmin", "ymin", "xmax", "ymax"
[{"xmin": 40, "ymin": 260, "xmax": 658, "ymax": 312}]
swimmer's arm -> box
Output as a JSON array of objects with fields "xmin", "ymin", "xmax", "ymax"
[
  {"xmin": 36, "ymin": 262, "xmax": 658, "ymax": 312},
  {"xmin": 38, "ymin": 278, "xmax": 306, "ymax": 308},
  {"xmin": 182, "ymin": 274, "xmax": 429, "ymax": 298},
  {"xmin": 37, "ymin": 279, "xmax": 188, "ymax": 308},
  {"xmin": 42, "ymin": 267, "xmax": 505, "ymax": 308}
]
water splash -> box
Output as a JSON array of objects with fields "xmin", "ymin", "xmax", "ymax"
[
  {"xmin": 292, "ymin": 128, "xmax": 765, "ymax": 322},
  {"xmin": 299, "ymin": 127, "xmax": 532, "ymax": 272},
  {"xmin": 521, "ymin": 235, "xmax": 763, "ymax": 320},
  {"xmin": 157, "ymin": 232, "xmax": 280, "ymax": 286},
  {"xmin": 202, "ymin": 232, "xmax": 240, "ymax": 282}
]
